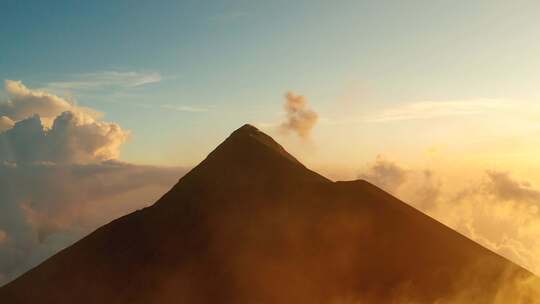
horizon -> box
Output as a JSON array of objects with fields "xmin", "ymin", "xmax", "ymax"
[{"xmin": 1, "ymin": 0, "xmax": 540, "ymax": 297}]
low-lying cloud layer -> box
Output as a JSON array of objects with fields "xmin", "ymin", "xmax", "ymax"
[
  {"xmin": 280, "ymin": 92, "xmax": 318, "ymax": 139},
  {"xmin": 0, "ymin": 161, "xmax": 186, "ymax": 285},
  {"xmin": 0, "ymin": 80, "xmax": 186, "ymax": 285},
  {"xmin": 359, "ymin": 157, "xmax": 540, "ymax": 275}
]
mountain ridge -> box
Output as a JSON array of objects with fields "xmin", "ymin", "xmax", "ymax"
[{"xmin": 1, "ymin": 124, "xmax": 538, "ymax": 303}]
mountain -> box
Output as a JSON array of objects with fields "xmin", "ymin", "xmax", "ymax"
[{"xmin": 1, "ymin": 124, "xmax": 539, "ymax": 303}]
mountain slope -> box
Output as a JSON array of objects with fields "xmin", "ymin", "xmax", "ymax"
[{"xmin": 1, "ymin": 124, "xmax": 539, "ymax": 303}]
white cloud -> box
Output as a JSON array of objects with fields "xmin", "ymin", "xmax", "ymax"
[
  {"xmin": 1, "ymin": 80, "xmax": 99, "ymax": 126},
  {"xmin": 0, "ymin": 80, "xmax": 129, "ymax": 163}
]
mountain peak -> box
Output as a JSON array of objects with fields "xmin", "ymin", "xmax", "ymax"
[
  {"xmin": 232, "ymin": 123, "xmax": 259, "ymax": 135},
  {"xmin": 162, "ymin": 124, "xmax": 329, "ymax": 194},
  {"xmin": 224, "ymin": 123, "xmax": 299, "ymax": 163}
]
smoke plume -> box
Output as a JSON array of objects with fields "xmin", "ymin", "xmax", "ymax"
[{"xmin": 280, "ymin": 92, "xmax": 318, "ymax": 139}]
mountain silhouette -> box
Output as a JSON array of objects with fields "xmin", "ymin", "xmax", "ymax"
[{"xmin": 1, "ymin": 124, "xmax": 539, "ymax": 303}]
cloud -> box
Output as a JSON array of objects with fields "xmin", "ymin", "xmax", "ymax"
[
  {"xmin": 359, "ymin": 157, "xmax": 442, "ymax": 210},
  {"xmin": 0, "ymin": 81, "xmax": 129, "ymax": 163},
  {"xmin": 367, "ymin": 99, "xmax": 513, "ymax": 122},
  {"xmin": 485, "ymin": 171, "xmax": 540, "ymax": 204},
  {"xmin": 280, "ymin": 92, "xmax": 318, "ymax": 139},
  {"xmin": 0, "ymin": 161, "xmax": 187, "ymax": 286},
  {"xmin": 0, "ymin": 80, "xmax": 187, "ymax": 286},
  {"xmin": 362, "ymin": 156, "xmax": 540, "ymax": 275},
  {"xmin": 0, "ymin": 111, "xmax": 128, "ymax": 164},
  {"xmin": 45, "ymin": 71, "xmax": 162, "ymax": 92},
  {"xmin": 358, "ymin": 155, "xmax": 408, "ymax": 193},
  {"xmin": 1, "ymin": 80, "xmax": 99, "ymax": 126},
  {"xmin": 437, "ymin": 171, "xmax": 540, "ymax": 276},
  {"xmin": 408, "ymin": 170, "xmax": 442, "ymax": 210}
]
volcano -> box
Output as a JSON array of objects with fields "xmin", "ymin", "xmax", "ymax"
[{"xmin": 1, "ymin": 124, "xmax": 539, "ymax": 303}]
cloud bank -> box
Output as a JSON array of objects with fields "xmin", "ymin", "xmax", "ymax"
[
  {"xmin": 280, "ymin": 92, "xmax": 318, "ymax": 139},
  {"xmin": 359, "ymin": 157, "xmax": 540, "ymax": 275},
  {"xmin": 0, "ymin": 161, "xmax": 186, "ymax": 285},
  {"xmin": 0, "ymin": 80, "xmax": 186, "ymax": 286}
]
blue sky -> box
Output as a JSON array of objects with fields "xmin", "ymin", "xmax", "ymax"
[{"xmin": 2, "ymin": 0, "xmax": 540, "ymax": 167}]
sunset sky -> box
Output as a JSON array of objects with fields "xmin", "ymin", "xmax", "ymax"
[
  {"xmin": 1, "ymin": 0, "xmax": 540, "ymax": 285},
  {"xmin": 2, "ymin": 1, "xmax": 540, "ymax": 168}
]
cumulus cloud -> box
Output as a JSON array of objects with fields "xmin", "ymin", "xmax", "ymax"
[
  {"xmin": 0, "ymin": 80, "xmax": 186, "ymax": 286},
  {"xmin": 0, "ymin": 80, "xmax": 129, "ymax": 163},
  {"xmin": 280, "ymin": 92, "xmax": 318, "ymax": 139},
  {"xmin": 360, "ymin": 156, "xmax": 540, "ymax": 275},
  {"xmin": 1, "ymin": 80, "xmax": 99, "ymax": 126}
]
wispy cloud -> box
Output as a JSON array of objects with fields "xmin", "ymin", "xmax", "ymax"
[
  {"xmin": 159, "ymin": 104, "xmax": 208, "ymax": 113},
  {"xmin": 45, "ymin": 71, "xmax": 162, "ymax": 92},
  {"xmin": 367, "ymin": 99, "xmax": 513, "ymax": 122}
]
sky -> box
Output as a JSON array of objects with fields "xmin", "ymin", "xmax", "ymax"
[
  {"xmin": 2, "ymin": 0, "xmax": 540, "ymax": 167},
  {"xmin": 1, "ymin": 0, "xmax": 540, "ymax": 285}
]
